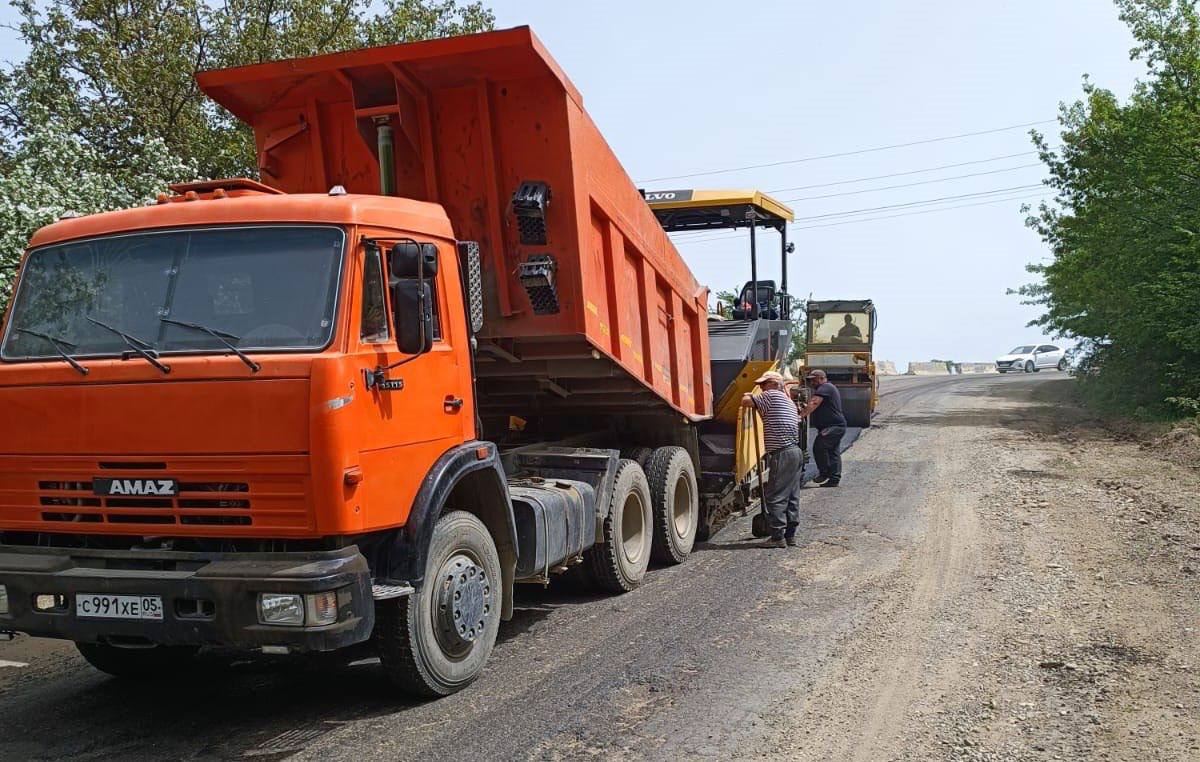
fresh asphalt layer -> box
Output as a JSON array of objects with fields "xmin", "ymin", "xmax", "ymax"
[{"xmin": 0, "ymin": 372, "xmax": 1046, "ymax": 761}]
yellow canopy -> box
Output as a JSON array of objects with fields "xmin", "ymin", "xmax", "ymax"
[{"xmin": 644, "ymin": 189, "xmax": 794, "ymax": 232}]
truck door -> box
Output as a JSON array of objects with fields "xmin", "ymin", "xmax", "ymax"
[{"xmin": 352, "ymin": 238, "xmax": 473, "ymax": 531}]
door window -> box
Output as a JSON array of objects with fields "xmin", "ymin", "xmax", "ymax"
[{"xmin": 361, "ymin": 245, "xmax": 389, "ymax": 342}]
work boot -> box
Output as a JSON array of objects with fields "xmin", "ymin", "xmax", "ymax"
[
  {"xmin": 757, "ymin": 537, "xmax": 786, "ymax": 549},
  {"xmin": 785, "ymin": 536, "xmax": 798, "ymax": 547}
]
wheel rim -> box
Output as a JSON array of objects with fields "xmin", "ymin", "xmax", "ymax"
[
  {"xmin": 432, "ymin": 551, "xmax": 494, "ymax": 659},
  {"xmin": 671, "ymin": 474, "xmax": 694, "ymax": 539},
  {"xmin": 621, "ymin": 491, "xmax": 647, "ymax": 565}
]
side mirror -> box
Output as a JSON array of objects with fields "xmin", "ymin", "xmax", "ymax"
[
  {"xmin": 393, "ymin": 280, "xmax": 434, "ymax": 355},
  {"xmin": 389, "ymin": 241, "xmax": 438, "ymax": 278},
  {"xmin": 389, "ymin": 241, "xmax": 438, "ymax": 355}
]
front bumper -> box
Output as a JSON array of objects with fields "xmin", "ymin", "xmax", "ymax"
[{"xmin": 0, "ymin": 543, "xmax": 374, "ymax": 652}]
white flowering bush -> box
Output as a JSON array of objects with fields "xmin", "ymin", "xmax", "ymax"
[{"xmin": 0, "ymin": 122, "xmax": 191, "ymax": 305}]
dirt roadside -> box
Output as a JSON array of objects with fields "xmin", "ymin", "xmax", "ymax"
[{"xmin": 773, "ymin": 377, "xmax": 1199, "ymax": 762}]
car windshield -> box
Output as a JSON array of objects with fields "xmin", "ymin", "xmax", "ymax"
[
  {"xmin": 2, "ymin": 226, "xmax": 344, "ymax": 361},
  {"xmin": 810, "ymin": 312, "xmax": 870, "ymax": 344},
  {"xmin": 1010, "ymin": 345, "xmax": 1035, "ymax": 354}
]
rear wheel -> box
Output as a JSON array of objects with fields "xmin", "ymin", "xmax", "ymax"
[
  {"xmin": 1057, "ymin": 358, "xmax": 1067, "ymax": 372},
  {"xmin": 376, "ymin": 510, "xmax": 502, "ymax": 698},
  {"xmin": 842, "ymin": 387, "xmax": 874, "ymax": 428},
  {"xmin": 620, "ymin": 446, "xmax": 654, "ymax": 473},
  {"xmin": 646, "ymin": 447, "xmax": 699, "ymax": 565},
  {"xmin": 584, "ymin": 460, "xmax": 653, "ymax": 593},
  {"xmin": 75, "ymin": 642, "xmax": 198, "ymax": 679}
]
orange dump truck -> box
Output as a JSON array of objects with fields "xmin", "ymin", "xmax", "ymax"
[{"xmin": 0, "ymin": 28, "xmax": 723, "ymax": 696}]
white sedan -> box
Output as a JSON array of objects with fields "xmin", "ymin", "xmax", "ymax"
[{"xmin": 996, "ymin": 344, "xmax": 1066, "ymax": 373}]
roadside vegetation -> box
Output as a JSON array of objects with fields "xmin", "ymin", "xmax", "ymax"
[
  {"xmin": 0, "ymin": 0, "xmax": 494, "ymax": 305},
  {"xmin": 1020, "ymin": 0, "xmax": 1200, "ymax": 418}
]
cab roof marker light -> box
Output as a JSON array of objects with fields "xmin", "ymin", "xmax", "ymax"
[{"xmin": 328, "ymin": 185, "xmax": 348, "ymax": 196}]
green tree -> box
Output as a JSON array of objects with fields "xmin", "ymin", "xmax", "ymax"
[
  {"xmin": 0, "ymin": 0, "xmax": 493, "ymax": 307},
  {"xmin": 1021, "ymin": 0, "xmax": 1200, "ymax": 417}
]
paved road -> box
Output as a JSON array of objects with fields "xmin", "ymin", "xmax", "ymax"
[{"xmin": 0, "ymin": 372, "xmax": 1053, "ymax": 761}]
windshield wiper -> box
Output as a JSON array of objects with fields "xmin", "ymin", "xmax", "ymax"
[
  {"xmin": 14, "ymin": 328, "xmax": 89, "ymax": 375},
  {"xmin": 160, "ymin": 317, "xmax": 261, "ymax": 373},
  {"xmin": 86, "ymin": 316, "xmax": 170, "ymax": 375}
]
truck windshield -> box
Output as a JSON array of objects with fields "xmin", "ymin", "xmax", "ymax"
[
  {"xmin": 1, "ymin": 226, "xmax": 344, "ymax": 361},
  {"xmin": 810, "ymin": 312, "xmax": 870, "ymax": 344}
]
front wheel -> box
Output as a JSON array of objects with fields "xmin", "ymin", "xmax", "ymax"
[
  {"xmin": 76, "ymin": 642, "xmax": 198, "ymax": 679},
  {"xmin": 376, "ymin": 510, "xmax": 502, "ymax": 698},
  {"xmin": 1024, "ymin": 360, "xmax": 1034, "ymax": 373}
]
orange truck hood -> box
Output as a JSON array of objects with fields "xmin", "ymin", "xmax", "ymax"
[{"xmin": 0, "ymin": 370, "xmax": 309, "ymax": 456}]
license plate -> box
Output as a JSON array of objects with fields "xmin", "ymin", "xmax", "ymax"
[{"xmin": 76, "ymin": 594, "xmax": 164, "ymax": 620}]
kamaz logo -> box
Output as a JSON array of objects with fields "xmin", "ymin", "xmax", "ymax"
[{"xmin": 93, "ymin": 478, "xmax": 179, "ymax": 497}]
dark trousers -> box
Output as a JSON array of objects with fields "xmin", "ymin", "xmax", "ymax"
[
  {"xmin": 763, "ymin": 445, "xmax": 802, "ymax": 539},
  {"xmin": 814, "ymin": 426, "xmax": 846, "ymax": 483}
]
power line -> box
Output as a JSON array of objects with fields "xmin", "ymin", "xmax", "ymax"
[
  {"xmin": 765, "ymin": 151, "xmax": 1038, "ymax": 193},
  {"xmin": 777, "ymin": 163, "xmax": 1044, "ymax": 203},
  {"xmin": 637, "ymin": 119, "xmax": 1056, "ymax": 183},
  {"xmin": 673, "ymin": 191, "xmax": 1046, "ymax": 245},
  {"xmin": 793, "ymin": 183, "xmax": 1045, "ymax": 221},
  {"xmin": 792, "ymin": 192, "xmax": 1047, "ymax": 230},
  {"xmin": 667, "ymin": 179, "xmax": 1044, "ymax": 239}
]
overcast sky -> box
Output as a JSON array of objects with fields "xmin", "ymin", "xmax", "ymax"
[{"xmin": 1, "ymin": 1, "xmax": 1144, "ymax": 367}]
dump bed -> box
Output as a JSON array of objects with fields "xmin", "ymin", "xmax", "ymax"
[{"xmin": 197, "ymin": 27, "xmax": 711, "ymax": 421}]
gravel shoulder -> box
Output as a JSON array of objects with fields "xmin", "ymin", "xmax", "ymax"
[{"xmin": 772, "ymin": 375, "xmax": 1200, "ymax": 762}]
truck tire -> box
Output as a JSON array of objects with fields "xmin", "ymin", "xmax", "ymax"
[
  {"xmin": 75, "ymin": 642, "xmax": 198, "ymax": 679},
  {"xmin": 583, "ymin": 459, "xmax": 653, "ymax": 593},
  {"xmin": 376, "ymin": 510, "xmax": 502, "ymax": 698},
  {"xmin": 621, "ymin": 446, "xmax": 654, "ymax": 473},
  {"xmin": 646, "ymin": 447, "xmax": 698, "ymax": 565}
]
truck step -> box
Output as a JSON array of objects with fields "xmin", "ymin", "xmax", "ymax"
[{"xmin": 371, "ymin": 583, "xmax": 415, "ymax": 600}]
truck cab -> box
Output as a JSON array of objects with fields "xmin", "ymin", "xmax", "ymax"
[{"xmin": 0, "ymin": 182, "xmax": 516, "ymax": 689}]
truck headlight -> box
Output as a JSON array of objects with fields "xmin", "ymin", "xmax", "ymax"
[
  {"xmin": 0, "ymin": 585, "xmax": 8, "ymax": 615},
  {"xmin": 258, "ymin": 593, "xmax": 304, "ymax": 626},
  {"xmin": 258, "ymin": 591, "xmax": 341, "ymax": 627}
]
